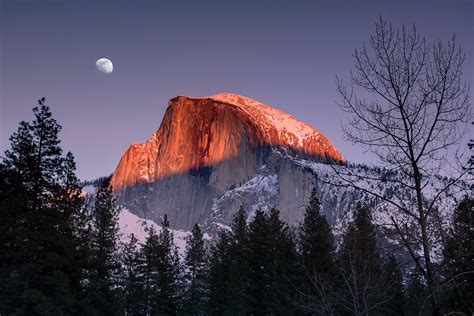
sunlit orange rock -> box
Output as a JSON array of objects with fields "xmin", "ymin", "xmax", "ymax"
[{"xmin": 110, "ymin": 93, "xmax": 344, "ymax": 190}]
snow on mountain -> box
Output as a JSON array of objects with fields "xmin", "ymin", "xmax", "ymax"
[
  {"xmin": 207, "ymin": 164, "xmax": 279, "ymax": 230},
  {"xmin": 105, "ymin": 93, "xmax": 469, "ymax": 265},
  {"xmin": 110, "ymin": 93, "xmax": 344, "ymax": 231},
  {"xmin": 117, "ymin": 208, "xmax": 193, "ymax": 254},
  {"xmin": 275, "ymin": 149, "xmax": 469, "ymax": 262},
  {"xmin": 111, "ymin": 93, "xmax": 344, "ymax": 191}
]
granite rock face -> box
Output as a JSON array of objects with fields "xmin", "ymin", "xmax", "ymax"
[{"xmin": 110, "ymin": 94, "xmax": 345, "ymax": 230}]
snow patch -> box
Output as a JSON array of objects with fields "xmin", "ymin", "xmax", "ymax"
[{"xmin": 118, "ymin": 208, "xmax": 191, "ymax": 254}]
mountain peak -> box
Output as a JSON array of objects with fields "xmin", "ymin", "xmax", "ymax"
[
  {"xmin": 170, "ymin": 93, "xmax": 344, "ymax": 155},
  {"xmin": 111, "ymin": 94, "xmax": 344, "ymax": 190}
]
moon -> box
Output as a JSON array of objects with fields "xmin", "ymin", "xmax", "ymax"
[{"xmin": 95, "ymin": 58, "xmax": 113, "ymax": 74}]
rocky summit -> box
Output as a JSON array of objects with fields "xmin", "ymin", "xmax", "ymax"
[
  {"xmin": 109, "ymin": 94, "xmax": 343, "ymax": 231},
  {"xmin": 110, "ymin": 93, "xmax": 345, "ymax": 230}
]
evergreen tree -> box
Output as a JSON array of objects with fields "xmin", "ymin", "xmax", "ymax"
[
  {"xmin": 266, "ymin": 208, "xmax": 299, "ymax": 315},
  {"xmin": 87, "ymin": 177, "xmax": 121, "ymax": 315},
  {"xmin": 246, "ymin": 208, "xmax": 272, "ymax": 315},
  {"xmin": 381, "ymin": 255, "xmax": 405, "ymax": 316},
  {"xmin": 153, "ymin": 214, "xmax": 183, "ymax": 315},
  {"xmin": 207, "ymin": 230, "xmax": 233, "ymax": 315},
  {"xmin": 121, "ymin": 233, "xmax": 146, "ymax": 316},
  {"xmin": 184, "ymin": 223, "xmax": 208, "ymax": 315},
  {"xmin": 59, "ymin": 152, "xmax": 92, "ymax": 314},
  {"xmin": 442, "ymin": 197, "xmax": 474, "ymax": 314},
  {"xmin": 405, "ymin": 269, "xmax": 432, "ymax": 316},
  {"xmin": 0, "ymin": 100, "xmax": 86, "ymax": 314},
  {"xmin": 298, "ymin": 188, "xmax": 334, "ymax": 313},
  {"xmin": 337, "ymin": 203, "xmax": 385, "ymax": 315},
  {"xmin": 142, "ymin": 225, "xmax": 160, "ymax": 315},
  {"xmin": 228, "ymin": 206, "xmax": 250, "ymax": 315}
]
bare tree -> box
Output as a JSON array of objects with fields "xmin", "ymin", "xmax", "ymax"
[{"xmin": 333, "ymin": 17, "xmax": 471, "ymax": 314}]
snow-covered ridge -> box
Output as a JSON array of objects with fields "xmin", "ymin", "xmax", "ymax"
[
  {"xmin": 207, "ymin": 164, "xmax": 280, "ymax": 231},
  {"xmin": 118, "ymin": 209, "xmax": 194, "ymax": 254}
]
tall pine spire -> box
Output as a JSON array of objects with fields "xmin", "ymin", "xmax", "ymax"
[
  {"xmin": 298, "ymin": 187, "xmax": 334, "ymax": 314},
  {"xmin": 184, "ymin": 223, "xmax": 208, "ymax": 315},
  {"xmin": 0, "ymin": 99, "xmax": 86, "ymax": 314}
]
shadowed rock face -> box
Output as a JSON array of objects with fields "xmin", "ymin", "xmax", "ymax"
[{"xmin": 110, "ymin": 94, "xmax": 344, "ymax": 230}]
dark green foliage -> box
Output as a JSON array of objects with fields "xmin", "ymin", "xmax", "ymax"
[
  {"xmin": 246, "ymin": 208, "xmax": 299, "ymax": 315},
  {"xmin": 300, "ymin": 188, "xmax": 333, "ymax": 274},
  {"xmin": 0, "ymin": 100, "xmax": 86, "ymax": 314},
  {"xmin": 246, "ymin": 209, "xmax": 273, "ymax": 315},
  {"xmin": 142, "ymin": 225, "xmax": 160, "ymax": 314},
  {"xmin": 266, "ymin": 208, "xmax": 300, "ymax": 315},
  {"xmin": 152, "ymin": 215, "xmax": 183, "ymax": 315},
  {"xmin": 227, "ymin": 206, "xmax": 250, "ymax": 315},
  {"xmin": 86, "ymin": 176, "xmax": 122, "ymax": 315},
  {"xmin": 207, "ymin": 230, "xmax": 233, "ymax": 315},
  {"xmin": 442, "ymin": 197, "xmax": 474, "ymax": 314},
  {"xmin": 381, "ymin": 255, "xmax": 405, "ymax": 315},
  {"xmin": 336, "ymin": 203, "xmax": 385, "ymax": 315},
  {"xmin": 298, "ymin": 188, "xmax": 334, "ymax": 314},
  {"xmin": 121, "ymin": 233, "xmax": 146, "ymax": 316},
  {"xmin": 405, "ymin": 269, "xmax": 432, "ymax": 316},
  {"xmin": 184, "ymin": 223, "xmax": 208, "ymax": 315},
  {"xmin": 140, "ymin": 218, "xmax": 183, "ymax": 315}
]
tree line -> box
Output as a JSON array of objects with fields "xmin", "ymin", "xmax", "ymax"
[{"xmin": 0, "ymin": 101, "xmax": 472, "ymax": 315}]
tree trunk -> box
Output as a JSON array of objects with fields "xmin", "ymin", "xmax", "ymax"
[{"xmin": 413, "ymin": 165, "xmax": 440, "ymax": 316}]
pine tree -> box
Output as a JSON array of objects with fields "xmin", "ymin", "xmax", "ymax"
[
  {"xmin": 58, "ymin": 152, "xmax": 92, "ymax": 314},
  {"xmin": 266, "ymin": 208, "xmax": 299, "ymax": 315},
  {"xmin": 121, "ymin": 233, "xmax": 146, "ymax": 316},
  {"xmin": 0, "ymin": 100, "xmax": 86, "ymax": 314},
  {"xmin": 152, "ymin": 214, "xmax": 182, "ymax": 315},
  {"xmin": 207, "ymin": 230, "xmax": 233, "ymax": 315},
  {"xmin": 381, "ymin": 255, "xmax": 405, "ymax": 315},
  {"xmin": 228, "ymin": 206, "xmax": 250, "ymax": 315},
  {"xmin": 405, "ymin": 269, "xmax": 432, "ymax": 316},
  {"xmin": 142, "ymin": 225, "xmax": 160, "ymax": 315},
  {"xmin": 246, "ymin": 208, "xmax": 272, "ymax": 315},
  {"xmin": 184, "ymin": 223, "xmax": 208, "ymax": 315},
  {"xmin": 337, "ymin": 203, "xmax": 385, "ymax": 315},
  {"xmin": 442, "ymin": 197, "xmax": 474, "ymax": 314},
  {"xmin": 87, "ymin": 177, "xmax": 121, "ymax": 315},
  {"xmin": 298, "ymin": 188, "xmax": 334, "ymax": 313}
]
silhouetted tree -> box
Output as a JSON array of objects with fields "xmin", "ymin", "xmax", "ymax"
[
  {"xmin": 142, "ymin": 225, "xmax": 160, "ymax": 314},
  {"xmin": 246, "ymin": 209, "xmax": 272, "ymax": 315},
  {"xmin": 121, "ymin": 233, "xmax": 146, "ymax": 316},
  {"xmin": 298, "ymin": 188, "xmax": 334, "ymax": 314},
  {"xmin": 207, "ymin": 230, "xmax": 233, "ymax": 315},
  {"xmin": 184, "ymin": 223, "xmax": 208, "ymax": 315},
  {"xmin": 0, "ymin": 100, "xmax": 86, "ymax": 314},
  {"xmin": 246, "ymin": 208, "xmax": 299, "ymax": 315},
  {"xmin": 228, "ymin": 206, "xmax": 250, "ymax": 315},
  {"xmin": 266, "ymin": 208, "xmax": 299, "ymax": 315},
  {"xmin": 334, "ymin": 17, "xmax": 471, "ymax": 314},
  {"xmin": 381, "ymin": 255, "xmax": 405, "ymax": 315},
  {"xmin": 153, "ymin": 215, "xmax": 183, "ymax": 315},
  {"xmin": 405, "ymin": 269, "xmax": 432, "ymax": 316},
  {"xmin": 336, "ymin": 203, "xmax": 386, "ymax": 315},
  {"xmin": 87, "ymin": 177, "xmax": 122, "ymax": 315},
  {"xmin": 442, "ymin": 197, "xmax": 474, "ymax": 314}
]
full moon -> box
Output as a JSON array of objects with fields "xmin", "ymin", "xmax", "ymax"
[{"xmin": 95, "ymin": 58, "xmax": 113, "ymax": 74}]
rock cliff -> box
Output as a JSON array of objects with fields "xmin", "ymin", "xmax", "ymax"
[{"xmin": 110, "ymin": 93, "xmax": 345, "ymax": 230}]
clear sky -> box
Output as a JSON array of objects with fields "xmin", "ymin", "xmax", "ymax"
[{"xmin": 1, "ymin": 0, "xmax": 472, "ymax": 180}]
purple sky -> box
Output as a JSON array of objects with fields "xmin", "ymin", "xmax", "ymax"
[{"xmin": 1, "ymin": 0, "xmax": 472, "ymax": 180}]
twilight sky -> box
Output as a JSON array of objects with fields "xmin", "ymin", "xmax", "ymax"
[{"xmin": 1, "ymin": 0, "xmax": 472, "ymax": 180}]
